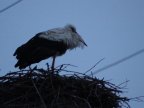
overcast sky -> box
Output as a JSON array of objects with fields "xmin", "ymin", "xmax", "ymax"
[{"xmin": 0, "ymin": 0, "xmax": 144, "ymax": 107}]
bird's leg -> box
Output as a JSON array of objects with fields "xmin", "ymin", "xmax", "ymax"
[{"xmin": 51, "ymin": 56, "xmax": 56, "ymax": 73}]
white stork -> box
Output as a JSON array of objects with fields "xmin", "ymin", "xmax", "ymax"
[{"xmin": 13, "ymin": 24, "xmax": 87, "ymax": 70}]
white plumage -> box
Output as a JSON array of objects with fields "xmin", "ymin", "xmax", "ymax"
[
  {"xmin": 14, "ymin": 24, "xmax": 87, "ymax": 69},
  {"xmin": 39, "ymin": 24, "xmax": 86, "ymax": 49}
]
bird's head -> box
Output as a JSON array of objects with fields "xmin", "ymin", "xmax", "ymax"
[
  {"xmin": 65, "ymin": 24, "xmax": 87, "ymax": 47},
  {"xmin": 65, "ymin": 24, "xmax": 77, "ymax": 33}
]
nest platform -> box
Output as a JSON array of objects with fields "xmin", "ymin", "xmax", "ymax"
[{"xmin": 0, "ymin": 66, "xmax": 130, "ymax": 108}]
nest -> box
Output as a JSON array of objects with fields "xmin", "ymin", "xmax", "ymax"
[{"xmin": 0, "ymin": 65, "xmax": 130, "ymax": 108}]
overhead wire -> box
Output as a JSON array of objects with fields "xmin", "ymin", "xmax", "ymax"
[
  {"xmin": 91, "ymin": 48, "xmax": 144, "ymax": 75},
  {"xmin": 0, "ymin": 0, "xmax": 23, "ymax": 14}
]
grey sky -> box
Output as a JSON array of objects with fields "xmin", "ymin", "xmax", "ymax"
[{"xmin": 0, "ymin": 0, "xmax": 144, "ymax": 107}]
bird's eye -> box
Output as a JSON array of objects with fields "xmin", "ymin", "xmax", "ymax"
[{"xmin": 70, "ymin": 27, "xmax": 77, "ymax": 33}]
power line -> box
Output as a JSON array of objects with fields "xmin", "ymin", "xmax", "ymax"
[
  {"xmin": 92, "ymin": 48, "xmax": 144, "ymax": 75},
  {"xmin": 0, "ymin": 0, "xmax": 23, "ymax": 14}
]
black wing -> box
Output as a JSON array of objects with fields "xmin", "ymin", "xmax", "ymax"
[{"xmin": 14, "ymin": 33, "xmax": 68, "ymax": 69}]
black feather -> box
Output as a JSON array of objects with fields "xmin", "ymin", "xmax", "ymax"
[{"xmin": 14, "ymin": 33, "xmax": 68, "ymax": 69}]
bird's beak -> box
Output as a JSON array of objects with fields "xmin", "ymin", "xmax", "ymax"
[
  {"xmin": 81, "ymin": 40, "xmax": 87, "ymax": 46},
  {"xmin": 78, "ymin": 34, "xmax": 87, "ymax": 46}
]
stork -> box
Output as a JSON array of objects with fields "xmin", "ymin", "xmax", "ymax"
[{"xmin": 13, "ymin": 24, "xmax": 87, "ymax": 70}]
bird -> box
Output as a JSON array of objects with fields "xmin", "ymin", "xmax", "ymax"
[{"xmin": 13, "ymin": 24, "xmax": 87, "ymax": 70}]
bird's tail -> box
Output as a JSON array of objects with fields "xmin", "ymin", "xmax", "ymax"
[{"xmin": 15, "ymin": 60, "xmax": 29, "ymax": 69}]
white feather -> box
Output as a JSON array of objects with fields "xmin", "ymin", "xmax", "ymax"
[{"xmin": 38, "ymin": 24, "xmax": 87, "ymax": 50}]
